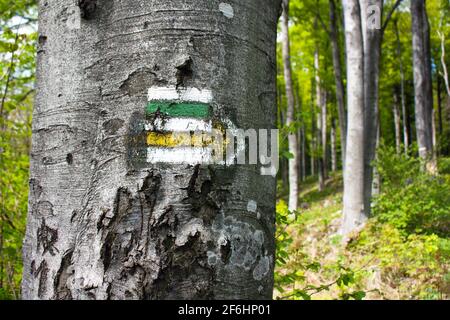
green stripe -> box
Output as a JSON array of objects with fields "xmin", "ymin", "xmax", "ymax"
[{"xmin": 146, "ymin": 102, "xmax": 210, "ymax": 119}]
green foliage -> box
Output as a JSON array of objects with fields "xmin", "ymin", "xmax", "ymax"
[
  {"xmin": 345, "ymin": 148, "xmax": 450, "ymax": 299},
  {"xmin": 438, "ymin": 157, "xmax": 450, "ymax": 175},
  {"xmin": 373, "ymin": 147, "xmax": 450, "ymax": 237},
  {"xmin": 0, "ymin": 0, "xmax": 36, "ymax": 299},
  {"xmin": 274, "ymin": 199, "xmax": 367, "ymax": 300}
]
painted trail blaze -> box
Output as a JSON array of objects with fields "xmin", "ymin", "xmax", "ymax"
[
  {"xmin": 145, "ymin": 87, "xmax": 221, "ymax": 165},
  {"xmin": 146, "ymin": 102, "xmax": 210, "ymax": 119}
]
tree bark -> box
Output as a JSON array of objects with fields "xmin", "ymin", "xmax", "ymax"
[
  {"xmin": 341, "ymin": 0, "xmax": 366, "ymax": 236},
  {"xmin": 394, "ymin": 18, "xmax": 410, "ymax": 154},
  {"xmin": 281, "ymin": 0, "xmax": 299, "ymax": 212},
  {"xmin": 411, "ymin": 0, "xmax": 436, "ymax": 173},
  {"xmin": 301, "ymin": 126, "xmax": 307, "ymax": 181},
  {"xmin": 22, "ymin": 0, "xmax": 281, "ymax": 300},
  {"xmin": 315, "ymin": 49, "xmax": 326, "ymax": 192},
  {"xmin": 362, "ymin": 0, "xmax": 383, "ymax": 218},
  {"xmin": 329, "ymin": 0, "xmax": 347, "ymax": 169},
  {"xmin": 331, "ymin": 117, "xmax": 337, "ymax": 172},
  {"xmin": 393, "ymin": 90, "xmax": 402, "ymax": 154}
]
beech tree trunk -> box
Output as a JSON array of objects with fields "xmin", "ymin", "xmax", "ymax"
[
  {"xmin": 329, "ymin": 0, "xmax": 347, "ymax": 168},
  {"xmin": 394, "ymin": 18, "xmax": 410, "ymax": 154},
  {"xmin": 281, "ymin": 0, "xmax": 299, "ymax": 212},
  {"xmin": 331, "ymin": 117, "xmax": 337, "ymax": 172},
  {"xmin": 315, "ymin": 49, "xmax": 326, "ymax": 192},
  {"xmin": 362, "ymin": 0, "xmax": 383, "ymax": 218},
  {"xmin": 393, "ymin": 90, "xmax": 402, "ymax": 154},
  {"xmin": 22, "ymin": 0, "xmax": 281, "ymax": 300},
  {"xmin": 341, "ymin": 0, "xmax": 366, "ymax": 236},
  {"xmin": 411, "ymin": 0, "xmax": 436, "ymax": 173}
]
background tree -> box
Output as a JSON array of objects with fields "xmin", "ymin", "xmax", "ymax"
[{"xmin": 281, "ymin": 0, "xmax": 300, "ymax": 212}]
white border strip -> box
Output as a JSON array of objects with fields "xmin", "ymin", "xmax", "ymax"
[
  {"xmin": 148, "ymin": 87, "xmax": 213, "ymax": 103},
  {"xmin": 144, "ymin": 118, "xmax": 212, "ymax": 133},
  {"xmin": 147, "ymin": 147, "xmax": 213, "ymax": 165}
]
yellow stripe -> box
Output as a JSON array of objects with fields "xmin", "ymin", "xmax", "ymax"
[{"xmin": 147, "ymin": 132, "xmax": 215, "ymax": 148}]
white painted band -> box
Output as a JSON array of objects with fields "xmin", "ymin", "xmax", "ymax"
[
  {"xmin": 147, "ymin": 147, "xmax": 213, "ymax": 165},
  {"xmin": 145, "ymin": 118, "xmax": 213, "ymax": 133},
  {"xmin": 148, "ymin": 87, "xmax": 213, "ymax": 103}
]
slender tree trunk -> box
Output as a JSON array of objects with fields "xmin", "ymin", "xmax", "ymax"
[
  {"xmin": 394, "ymin": 19, "xmax": 410, "ymax": 154},
  {"xmin": 329, "ymin": 0, "xmax": 347, "ymax": 168},
  {"xmin": 372, "ymin": 124, "xmax": 381, "ymax": 197},
  {"xmin": 315, "ymin": 49, "xmax": 325, "ymax": 192},
  {"xmin": 301, "ymin": 126, "xmax": 307, "ymax": 181},
  {"xmin": 362, "ymin": 0, "xmax": 383, "ymax": 218},
  {"xmin": 331, "ymin": 117, "xmax": 337, "ymax": 172},
  {"xmin": 437, "ymin": 74, "xmax": 444, "ymax": 137},
  {"xmin": 281, "ymin": 0, "xmax": 299, "ymax": 212},
  {"xmin": 393, "ymin": 90, "xmax": 402, "ymax": 154},
  {"xmin": 341, "ymin": 0, "xmax": 366, "ymax": 236},
  {"xmin": 22, "ymin": 0, "xmax": 281, "ymax": 300},
  {"xmin": 310, "ymin": 85, "xmax": 316, "ymax": 177},
  {"xmin": 411, "ymin": 0, "xmax": 436, "ymax": 173},
  {"xmin": 322, "ymin": 93, "xmax": 328, "ymax": 179}
]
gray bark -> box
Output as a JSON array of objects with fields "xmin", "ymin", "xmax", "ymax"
[
  {"xmin": 331, "ymin": 117, "xmax": 337, "ymax": 172},
  {"xmin": 394, "ymin": 18, "xmax": 409, "ymax": 154},
  {"xmin": 362, "ymin": 0, "xmax": 382, "ymax": 220},
  {"xmin": 341, "ymin": 0, "xmax": 366, "ymax": 236},
  {"xmin": 301, "ymin": 126, "xmax": 306, "ymax": 181},
  {"xmin": 22, "ymin": 0, "xmax": 281, "ymax": 300},
  {"xmin": 281, "ymin": 0, "xmax": 299, "ymax": 212},
  {"xmin": 329, "ymin": 0, "xmax": 347, "ymax": 168},
  {"xmin": 411, "ymin": 0, "xmax": 436, "ymax": 173},
  {"xmin": 393, "ymin": 90, "xmax": 402, "ymax": 154},
  {"xmin": 315, "ymin": 49, "xmax": 326, "ymax": 192}
]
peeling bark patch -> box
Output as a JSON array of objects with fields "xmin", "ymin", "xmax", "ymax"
[
  {"xmin": 29, "ymin": 179, "xmax": 43, "ymax": 200},
  {"xmin": 53, "ymin": 250, "xmax": 74, "ymax": 300},
  {"xmin": 100, "ymin": 188, "xmax": 133, "ymax": 272},
  {"xmin": 103, "ymin": 119, "xmax": 124, "ymax": 135},
  {"xmin": 176, "ymin": 57, "xmax": 193, "ymax": 88},
  {"xmin": 253, "ymin": 256, "xmax": 270, "ymax": 281},
  {"xmin": 36, "ymin": 201, "xmax": 54, "ymax": 217},
  {"xmin": 219, "ymin": 238, "xmax": 231, "ymax": 263},
  {"xmin": 219, "ymin": 3, "xmax": 234, "ymax": 19},
  {"xmin": 37, "ymin": 219, "xmax": 58, "ymax": 255},
  {"xmin": 120, "ymin": 67, "xmax": 157, "ymax": 96},
  {"xmin": 247, "ymin": 200, "xmax": 257, "ymax": 213},
  {"xmin": 32, "ymin": 260, "xmax": 49, "ymax": 298}
]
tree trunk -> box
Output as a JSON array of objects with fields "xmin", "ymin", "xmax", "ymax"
[
  {"xmin": 315, "ymin": 49, "xmax": 325, "ymax": 192},
  {"xmin": 281, "ymin": 0, "xmax": 299, "ymax": 212},
  {"xmin": 22, "ymin": 0, "xmax": 281, "ymax": 300},
  {"xmin": 394, "ymin": 18, "xmax": 410, "ymax": 155},
  {"xmin": 331, "ymin": 117, "xmax": 337, "ymax": 172},
  {"xmin": 362, "ymin": 0, "xmax": 383, "ymax": 218},
  {"xmin": 341, "ymin": 0, "xmax": 366, "ymax": 236},
  {"xmin": 301, "ymin": 126, "xmax": 307, "ymax": 181},
  {"xmin": 411, "ymin": 0, "xmax": 436, "ymax": 173},
  {"xmin": 310, "ymin": 82, "xmax": 316, "ymax": 177},
  {"xmin": 393, "ymin": 90, "xmax": 402, "ymax": 154},
  {"xmin": 322, "ymin": 93, "xmax": 328, "ymax": 179},
  {"xmin": 329, "ymin": 0, "xmax": 347, "ymax": 168},
  {"xmin": 437, "ymin": 73, "xmax": 443, "ymax": 138}
]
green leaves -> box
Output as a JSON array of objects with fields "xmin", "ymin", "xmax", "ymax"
[{"xmin": 0, "ymin": 0, "xmax": 36, "ymax": 299}]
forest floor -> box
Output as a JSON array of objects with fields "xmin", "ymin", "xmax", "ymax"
[{"xmin": 274, "ymin": 171, "xmax": 450, "ymax": 300}]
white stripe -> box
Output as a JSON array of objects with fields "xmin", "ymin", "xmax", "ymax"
[
  {"xmin": 147, "ymin": 147, "xmax": 213, "ymax": 165},
  {"xmin": 148, "ymin": 87, "xmax": 213, "ymax": 103},
  {"xmin": 145, "ymin": 118, "xmax": 212, "ymax": 132}
]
